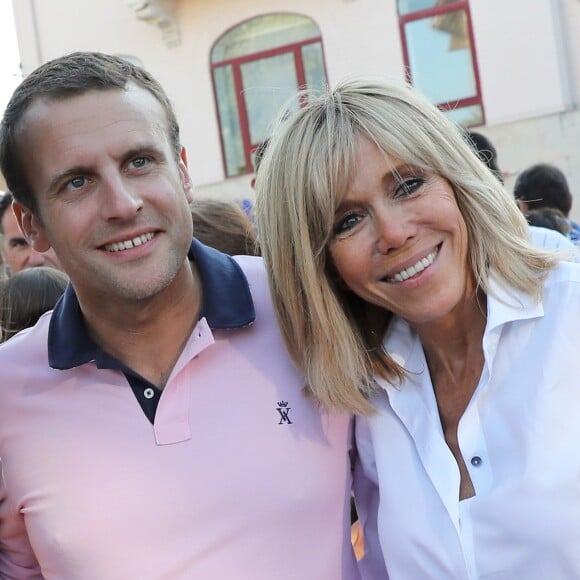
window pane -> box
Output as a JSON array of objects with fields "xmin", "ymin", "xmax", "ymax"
[
  {"xmin": 442, "ymin": 104, "xmax": 482, "ymax": 126},
  {"xmin": 398, "ymin": 0, "xmax": 439, "ymax": 16},
  {"xmin": 241, "ymin": 53, "xmax": 300, "ymax": 145},
  {"xmin": 404, "ymin": 10, "xmax": 476, "ymax": 104},
  {"xmin": 212, "ymin": 14, "xmax": 320, "ymax": 62},
  {"xmin": 302, "ymin": 42, "xmax": 326, "ymax": 91},
  {"xmin": 213, "ymin": 65, "xmax": 246, "ymax": 176},
  {"xmin": 399, "ymin": 0, "xmax": 461, "ymax": 16}
]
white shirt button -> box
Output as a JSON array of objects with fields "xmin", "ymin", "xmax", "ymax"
[{"xmin": 144, "ymin": 387, "xmax": 155, "ymax": 399}]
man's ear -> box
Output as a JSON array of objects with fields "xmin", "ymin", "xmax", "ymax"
[
  {"xmin": 12, "ymin": 202, "xmax": 52, "ymax": 252},
  {"xmin": 179, "ymin": 147, "xmax": 194, "ymax": 203}
]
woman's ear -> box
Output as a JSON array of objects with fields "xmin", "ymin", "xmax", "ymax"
[{"xmin": 12, "ymin": 202, "xmax": 52, "ymax": 252}]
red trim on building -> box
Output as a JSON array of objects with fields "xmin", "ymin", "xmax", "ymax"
[
  {"xmin": 211, "ymin": 35, "xmax": 325, "ymax": 177},
  {"xmin": 398, "ymin": 0, "xmax": 484, "ymax": 127}
]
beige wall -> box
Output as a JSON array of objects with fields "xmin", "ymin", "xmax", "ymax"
[
  {"xmin": 10, "ymin": 0, "xmax": 580, "ymax": 216},
  {"xmin": 471, "ymin": 0, "xmax": 572, "ymax": 125}
]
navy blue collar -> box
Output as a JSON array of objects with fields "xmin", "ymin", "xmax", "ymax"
[{"xmin": 48, "ymin": 238, "xmax": 255, "ymax": 370}]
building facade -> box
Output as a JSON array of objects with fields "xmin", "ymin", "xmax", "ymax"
[{"xmin": 11, "ymin": 0, "xmax": 580, "ymax": 219}]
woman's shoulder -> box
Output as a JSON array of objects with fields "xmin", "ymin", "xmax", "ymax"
[
  {"xmin": 542, "ymin": 261, "xmax": 580, "ymax": 309},
  {"xmin": 545, "ymin": 260, "xmax": 580, "ymax": 285}
]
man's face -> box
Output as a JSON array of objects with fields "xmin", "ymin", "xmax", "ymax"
[
  {"xmin": 13, "ymin": 85, "xmax": 194, "ymax": 307},
  {"xmin": 0, "ymin": 206, "xmax": 62, "ymax": 274}
]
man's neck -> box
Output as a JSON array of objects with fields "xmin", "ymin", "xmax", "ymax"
[{"xmin": 80, "ymin": 262, "xmax": 202, "ymax": 389}]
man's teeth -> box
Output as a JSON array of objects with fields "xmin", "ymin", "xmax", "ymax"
[
  {"xmin": 104, "ymin": 232, "xmax": 154, "ymax": 253},
  {"xmin": 389, "ymin": 248, "xmax": 438, "ymax": 282}
]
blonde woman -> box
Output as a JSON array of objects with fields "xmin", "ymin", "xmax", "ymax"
[{"xmin": 255, "ymin": 79, "xmax": 580, "ymax": 578}]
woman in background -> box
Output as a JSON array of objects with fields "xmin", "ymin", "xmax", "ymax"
[
  {"xmin": 191, "ymin": 198, "xmax": 259, "ymax": 256},
  {"xmin": 0, "ymin": 266, "xmax": 68, "ymax": 342}
]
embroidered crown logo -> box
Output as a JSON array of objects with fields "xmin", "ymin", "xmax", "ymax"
[{"xmin": 276, "ymin": 400, "xmax": 293, "ymax": 425}]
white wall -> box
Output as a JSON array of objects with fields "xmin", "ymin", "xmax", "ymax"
[
  {"xmin": 175, "ymin": 0, "xmax": 408, "ymax": 192},
  {"xmin": 12, "ymin": 0, "xmax": 406, "ymax": 197},
  {"xmin": 560, "ymin": 0, "xmax": 580, "ymax": 107},
  {"xmin": 10, "ymin": 0, "xmax": 580, "ymax": 214},
  {"xmin": 470, "ymin": 0, "xmax": 571, "ymax": 126}
]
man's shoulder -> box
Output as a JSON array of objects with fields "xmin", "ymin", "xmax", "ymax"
[
  {"xmin": 0, "ymin": 313, "xmax": 52, "ymax": 408},
  {"xmin": 0, "ymin": 312, "xmax": 51, "ymax": 362},
  {"xmin": 232, "ymin": 255, "xmax": 269, "ymax": 296},
  {"xmin": 232, "ymin": 255, "xmax": 265, "ymax": 277},
  {"xmin": 232, "ymin": 256, "xmax": 277, "ymax": 322}
]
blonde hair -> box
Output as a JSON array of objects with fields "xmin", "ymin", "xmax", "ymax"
[{"xmin": 255, "ymin": 78, "xmax": 558, "ymax": 415}]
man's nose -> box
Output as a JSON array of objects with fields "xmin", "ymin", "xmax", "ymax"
[
  {"xmin": 100, "ymin": 175, "xmax": 144, "ymax": 220},
  {"xmin": 26, "ymin": 250, "xmax": 47, "ymax": 267}
]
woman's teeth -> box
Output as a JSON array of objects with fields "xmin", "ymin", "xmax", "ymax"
[{"xmin": 389, "ymin": 247, "xmax": 438, "ymax": 282}]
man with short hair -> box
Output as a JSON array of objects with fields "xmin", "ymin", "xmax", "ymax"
[
  {"xmin": 0, "ymin": 190, "xmax": 62, "ymax": 274},
  {"xmin": 514, "ymin": 163, "xmax": 580, "ymax": 244},
  {"xmin": 464, "ymin": 134, "xmax": 579, "ymax": 257},
  {"xmin": 0, "ymin": 52, "xmax": 359, "ymax": 579}
]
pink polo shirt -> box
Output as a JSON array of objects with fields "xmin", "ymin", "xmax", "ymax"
[{"xmin": 0, "ymin": 241, "xmax": 359, "ymax": 579}]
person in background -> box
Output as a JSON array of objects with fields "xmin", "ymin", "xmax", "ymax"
[
  {"xmin": 464, "ymin": 130, "xmax": 503, "ymax": 183},
  {"xmin": 514, "ymin": 162, "xmax": 580, "ymax": 244},
  {"xmin": 0, "ymin": 266, "xmax": 68, "ymax": 342},
  {"xmin": 525, "ymin": 207, "xmax": 571, "ymax": 236},
  {"xmin": 191, "ymin": 198, "xmax": 260, "ymax": 256},
  {"xmin": 0, "ymin": 190, "xmax": 63, "ymax": 275},
  {"xmin": 0, "ymin": 52, "xmax": 359, "ymax": 579},
  {"xmin": 255, "ymin": 78, "xmax": 580, "ymax": 579},
  {"xmin": 465, "ymin": 131, "xmax": 578, "ymax": 258}
]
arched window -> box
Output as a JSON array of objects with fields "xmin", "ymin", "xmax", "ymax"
[
  {"xmin": 211, "ymin": 13, "xmax": 327, "ymax": 177},
  {"xmin": 398, "ymin": 0, "xmax": 484, "ymax": 126}
]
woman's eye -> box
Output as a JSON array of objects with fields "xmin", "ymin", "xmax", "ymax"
[
  {"xmin": 333, "ymin": 213, "xmax": 362, "ymax": 235},
  {"xmin": 395, "ymin": 176, "xmax": 424, "ymax": 197}
]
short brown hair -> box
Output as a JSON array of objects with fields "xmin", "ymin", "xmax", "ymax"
[
  {"xmin": 0, "ymin": 266, "xmax": 69, "ymax": 342},
  {"xmin": 191, "ymin": 199, "xmax": 259, "ymax": 256},
  {"xmin": 0, "ymin": 51, "xmax": 181, "ymax": 214}
]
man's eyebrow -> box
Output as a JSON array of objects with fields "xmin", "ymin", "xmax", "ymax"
[
  {"xmin": 47, "ymin": 165, "xmax": 92, "ymax": 194},
  {"xmin": 8, "ymin": 235, "xmax": 29, "ymax": 245},
  {"xmin": 122, "ymin": 143, "xmax": 166, "ymax": 160},
  {"xmin": 45, "ymin": 144, "xmax": 167, "ymax": 194}
]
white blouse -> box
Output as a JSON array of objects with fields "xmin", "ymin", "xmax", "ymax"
[{"xmin": 354, "ymin": 262, "xmax": 580, "ymax": 580}]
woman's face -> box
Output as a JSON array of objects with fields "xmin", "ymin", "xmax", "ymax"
[{"xmin": 328, "ymin": 135, "xmax": 475, "ymax": 329}]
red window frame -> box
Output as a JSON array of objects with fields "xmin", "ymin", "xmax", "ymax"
[
  {"xmin": 211, "ymin": 36, "xmax": 325, "ymax": 177},
  {"xmin": 398, "ymin": 0, "xmax": 484, "ymax": 125}
]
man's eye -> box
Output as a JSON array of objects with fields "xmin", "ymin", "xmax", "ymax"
[
  {"xmin": 130, "ymin": 157, "xmax": 149, "ymax": 169},
  {"xmin": 333, "ymin": 213, "xmax": 362, "ymax": 235},
  {"xmin": 395, "ymin": 177, "xmax": 424, "ymax": 197},
  {"xmin": 10, "ymin": 238, "xmax": 29, "ymax": 249},
  {"xmin": 68, "ymin": 176, "xmax": 86, "ymax": 189}
]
